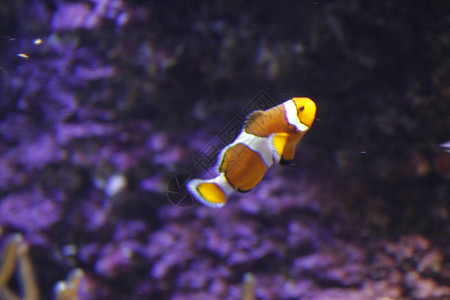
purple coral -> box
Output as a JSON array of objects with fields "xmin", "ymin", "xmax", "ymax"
[{"xmin": 0, "ymin": 189, "xmax": 61, "ymax": 232}]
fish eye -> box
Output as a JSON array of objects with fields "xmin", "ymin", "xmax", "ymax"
[{"xmin": 299, "ymin": 106, "xmax": 305, "ymax": 112}]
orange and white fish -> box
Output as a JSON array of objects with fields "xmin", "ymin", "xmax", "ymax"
[{"xmin": 187, "ymin": 97, "xmax": 317, "ymax": 208}]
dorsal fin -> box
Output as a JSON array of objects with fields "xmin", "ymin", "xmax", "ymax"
[{"xmin": 243, "ymin": 110, "xmax": 264, "ymax": 131}]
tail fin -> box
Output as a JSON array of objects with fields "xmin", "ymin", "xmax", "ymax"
[{"xmin": 187, "ymin": 173, "xmax": 234, "ymax": 208}]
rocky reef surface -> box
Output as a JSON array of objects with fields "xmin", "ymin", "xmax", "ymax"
[{"xmin": 0, "ymin": 1, "xmax": 449, "ymax": 299}]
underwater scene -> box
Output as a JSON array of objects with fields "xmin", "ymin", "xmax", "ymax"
[{"xmin": 0, "ymin": 1, "xmax": 449, "ymax": 299}]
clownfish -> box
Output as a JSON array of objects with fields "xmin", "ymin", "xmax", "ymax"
[{"xmin": 187, "ymin": 97, "xmax": 316, "ymax": 208}]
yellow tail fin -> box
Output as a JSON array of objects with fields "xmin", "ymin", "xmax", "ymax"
[{"xmin": 187, "ymin": 174, "xmax": 233, "ymax": 208}]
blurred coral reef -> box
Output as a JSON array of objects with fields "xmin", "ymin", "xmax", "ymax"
[{"xmin": 0, "ymin": 0, "xmax": 449, "ymax": 299}]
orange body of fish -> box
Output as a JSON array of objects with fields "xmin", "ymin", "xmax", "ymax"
[{"xmin": 187, "ymin": 97, "xmax": 317, "ymax": 208}]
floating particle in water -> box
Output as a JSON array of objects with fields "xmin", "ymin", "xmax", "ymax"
[{"xmin": 17, "ymin": 53, "xmax": 29, "ymax": 59}]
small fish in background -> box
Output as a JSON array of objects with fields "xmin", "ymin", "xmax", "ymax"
[
  {"xmin": 187, "ymin": 97, "xmax": 317, "ymax": 208},
  {"xmin": 440, "ymin": 141, "xmax": 450, "ymax": 153},
  {"xmin": 436, "ymin": 141, "xmax": 450, "ymax": 179}
]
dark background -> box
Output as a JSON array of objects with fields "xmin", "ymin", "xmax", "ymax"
[{"xmin": 0, "ymin": 0, "xmax": 449, "ymax": 299}]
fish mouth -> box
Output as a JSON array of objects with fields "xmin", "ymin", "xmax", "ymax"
[
  {"xmin": 295, "ymin": 121, "xmax": 309, "ymax": 132},
  {"xmin": 298, "ymin": 117, "xmax": 312, "ymax": 132}
]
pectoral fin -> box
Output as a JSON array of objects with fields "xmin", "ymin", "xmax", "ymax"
[
  {"xmin": 271, "ymin": 133, "xmax": 290, "ymax": 158},
  {"xmin": 272, "ymin": 133, "xmax": 303, "ymax": 165}
]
